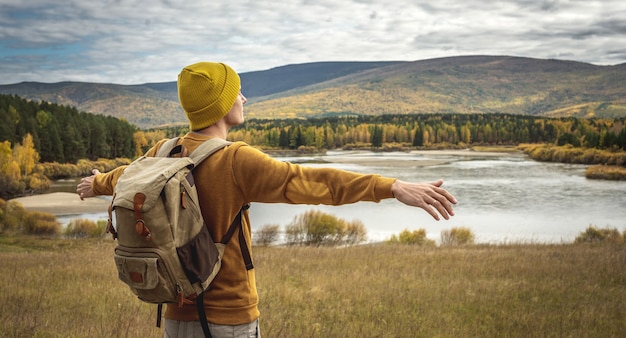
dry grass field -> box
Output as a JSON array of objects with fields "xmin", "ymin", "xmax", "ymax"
[{"xmin": 1, "ymin": 236, "xmax": 625, "ymax": 337}]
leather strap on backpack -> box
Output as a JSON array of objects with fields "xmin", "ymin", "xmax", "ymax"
[{"xmin": 133, "ymin": 193, "xmax": 152, "ymax": 240}]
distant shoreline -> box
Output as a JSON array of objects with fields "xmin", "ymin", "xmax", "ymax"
[
  {"xmin": 10, "ymin": 192, "xmax": 111, "ymax": 216},
  {"xmin": 321, "ymin": 148, "xmax": 522, "ymax": 167}
]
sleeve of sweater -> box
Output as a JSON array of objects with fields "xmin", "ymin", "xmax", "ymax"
[
  {"xmin": 92, "ymin": 165, "xmax": 126, "ymax": 196},
  {"xmin": 231, "ymin": 145, "xmax": 396, "ymax": 205}
]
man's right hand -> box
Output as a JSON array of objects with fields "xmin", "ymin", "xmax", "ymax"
[{"xmin": 391, "ymin": 179, "xmax": 457, "ymax": 221}]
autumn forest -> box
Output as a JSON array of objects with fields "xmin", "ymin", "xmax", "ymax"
[{"xmin": 1, "ymin": 93, "xmax": 626, "ymax": 199}]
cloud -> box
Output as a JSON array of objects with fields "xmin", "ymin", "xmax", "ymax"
[{"xmin": 0, "ymin": 0, "xmax": 624, "ymax": 84}]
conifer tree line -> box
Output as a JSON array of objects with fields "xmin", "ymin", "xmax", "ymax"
[
  {"xmin": 0, "ymin": 94, "xmax": 136, "ymax": 163},
  {"xmin": 159, "ymin": 114, "xmax": 626, "ymax": 152}
]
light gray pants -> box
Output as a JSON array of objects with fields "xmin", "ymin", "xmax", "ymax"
[{"xmin": 164, "ymin": 318, "xmax": 260, "ymax": 338}]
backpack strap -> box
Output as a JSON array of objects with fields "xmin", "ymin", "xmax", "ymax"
[
  {"xmin": 155, "ymin": 137, "xmax": 181, "ymax": 157},
  {"xmin": 238, "ymin": 204, "xmax": 254, "ymax": 270},
  {"xmin": 188, "ymin": 138, "xmax": 232, "ymax": 166},
  {"xmin": 220, "ymin": 205, "xmax": 254, "ymax": 270},
  {"xmin": 196, "ymin": 206, "xmax": 253, "ymax": 338},
  {"xmin": 156, "ymin": 137, "xmax": 231, "ymax": 164},
  {"xmin": 197, "ymin": 292, "xmax": 211, "ymax": 337}
]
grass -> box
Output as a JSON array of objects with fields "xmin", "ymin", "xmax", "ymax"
[
  {"xmin": 1, "ymin": 236, "xmax": 625, "ymax": 337},
  {"xmin": 518, "ymin": 143, "xmax": 626, "ymax": 166},
  {"xmin": 585, "ymin": 164, "xmax": 626, "ymax": 180},
  {"xmin": 470, "ymin": 145, "xmax": 520, "ymax": 153}
]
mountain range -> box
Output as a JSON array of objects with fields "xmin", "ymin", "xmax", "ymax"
[{"xmin": 1, "ymin": 55, "xmax": 625, "ymax": 129}]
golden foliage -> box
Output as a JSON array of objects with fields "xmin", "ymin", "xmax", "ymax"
[
  {"xmin": 65, "ymin": 219, "xmax": 106, "ymax": 238},
  {"xmin": 441, "ymin": 227, "xmax": 476, "ymax": 246},
  {"xmin": 387, "ymin": 228, "xmax": 435, "ymax": 246},
  {"xmin": 12, "ymin": 133, "xmax": 39, "ymax": 177},
  {"xmin": 22, "ymin": 211, "xmax": 60, "ymax": 236},
  {"xmin": 285, "ymin": 210, "xmax": 367, "ymax": 246},
  {"xmin": 585, "ymin": 165, "xmax": 626, "ymax": 180}
]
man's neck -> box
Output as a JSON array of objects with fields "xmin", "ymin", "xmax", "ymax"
[{"xmin": 192, "ymin": 122, "xmax": 229, "ymax": 139}]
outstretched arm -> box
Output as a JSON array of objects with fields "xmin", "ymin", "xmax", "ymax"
[
  {"xmin": 77, "ymin": 141, "xmax": 165, "ymax": 200},
  {"xmin": 391, "ymin": 179, "xmax": 457, "ymax": 221}
]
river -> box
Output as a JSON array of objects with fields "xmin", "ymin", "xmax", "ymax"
[{"xmin": 50, "ymin": 150, "xmax": 626, "ymax": 244}]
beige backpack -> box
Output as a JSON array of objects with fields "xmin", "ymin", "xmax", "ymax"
[{"xmin": 105, "ymin": 137, "xmax": 252, "ymax": 337}]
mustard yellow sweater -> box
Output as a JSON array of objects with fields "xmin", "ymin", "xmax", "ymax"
[{"xmin": 92, "ymin": 132, "xmax": 396, "ymax": 325}]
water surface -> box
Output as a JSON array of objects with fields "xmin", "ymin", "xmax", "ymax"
[
  {"xmin": 250, "ymin": 150, "xmax": 626, "ymax": 244},
  {"xmin": 53, "ymin": 150, "xmax": 626, "ymax": 244}
]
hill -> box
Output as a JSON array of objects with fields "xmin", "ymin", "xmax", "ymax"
[
  {"xmin": 0, "ymin": 56, "xmax": 624, "ymax": 128},
  {"xmin": 246, "ymin": 56, "xmax": 626, "ymax": 119}
]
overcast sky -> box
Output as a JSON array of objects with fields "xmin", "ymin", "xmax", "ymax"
[{"xmin": 1, "ymin": 0, "xmax": 625, "ymax": 85}]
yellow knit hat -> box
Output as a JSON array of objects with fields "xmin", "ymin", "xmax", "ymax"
[{"xmin": 177, "ymin": 62, "xmax": 241, "ymax": 130}]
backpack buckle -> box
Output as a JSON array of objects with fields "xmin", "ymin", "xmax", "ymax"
[
  {"xmin": 133, "ymin": 193, "xmax": 151, "ymax": 240},
  {"xmin": 135, "ymin": 219, "xmax": 152, "ymax": 240}
]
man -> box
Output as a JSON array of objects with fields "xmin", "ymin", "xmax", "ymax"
[{"xmin": 77, "ymin": 61, "xmax": 457, "ymax": 338}]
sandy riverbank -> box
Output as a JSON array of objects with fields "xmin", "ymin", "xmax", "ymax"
[{"xmin": 10, "ymin": 192, "xmax": 111, "ymax": 216}]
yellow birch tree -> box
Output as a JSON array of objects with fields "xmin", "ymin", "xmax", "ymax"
[
  {"xmin": 0, "ymin": 141, "xmax": 20, "ymax": 180},
  {"xmin": 13, "ymin": 134, "xmax": 39, "ymax": 177}
]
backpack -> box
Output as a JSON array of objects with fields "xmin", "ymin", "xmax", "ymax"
[{"xmin": 105, "ymin": 137, "xmax": 253, "ymax": 338}]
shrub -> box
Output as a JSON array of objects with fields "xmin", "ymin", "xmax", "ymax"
[
  {"xmin": 575, "ymin": 225, "xmax": 624, "ymax": 244},
  {"xmin": 387, "ymin": 228, "xmax": 435, "ymax": 246},
  {"xmin": 303, "ymin": 210, "xmax": 345, "ymax": 246},
  {"xmin": 285, "ymin": 221, "xmax": 306, "ymax": 246},
  {"xmin": 585, "ymin": 165, "xmax": 626, "ymax": 180},
  {"xmin": 0, "ymin": 173, "xmax": 26, "ymax": 200},
  {"xmin": 1, "ymin": 201, "xmax": 63, "ymax": 236},
  {"xmin": 285, "ymin": 210, "xmax": 367, "ymax": 246},
  {"xmin": 255, "ymin": 224, "xmax": 281, "ymax": 246},
  {"xmin": 64, "ymin": 218, "xmax": 104, "ymax": 238},
  {"xmin": 37, "ymin": 162, "xmax": 80, "ymax": 179},
  {"xmin": 519, "ymin": 143, "xmax": 626, "ymax": 166},
  {"xmin": 97, "ymin": 220, "xmax": 109, "ymax": 236},
  {"xmin": 344, "ymin": 219, "xmax": 367, "ymax": 245},
  {"xmin": 441, "ymin": 227, "xmax": 475, "ymax": 246},
  {"xmin": 23, "ymin": 211, "xmax": 61, "ymax": 236},
  {"xmin": 24, "ymin": 172, "xmax": 51, "ymax": 193},
  {"xmin": 0, "ymin": 199, "xmax": 5, "ymax": 231},
  {"xmin": 382, "ymin": 142, "xmax": 405, "ymax": 151},
  {"xmin": 1, "ymin": 200, "xmax": 27, "ymax": 233},
  {"xmin": 76, "ymin": 159, "xmax": 97, "ymax": 176},
  {"xmin": 296, "ymin": 145, "xmax": 319, "ymax": 154}
]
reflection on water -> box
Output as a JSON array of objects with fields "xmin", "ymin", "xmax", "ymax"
[
  {"xmin": 250, "ymin": 150, "xmax": 626, "ymax": 244},
  {"xmin": 52, "ymin": 150, "xmax": 626, "ymax": 244},
  {"xmin": 47, "ymin": 178, "xmax": 83, "ymax": 194},
  {"xmin": 45, "ymin": 178, "xmax": 109, "ymax": 227}
]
